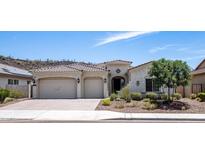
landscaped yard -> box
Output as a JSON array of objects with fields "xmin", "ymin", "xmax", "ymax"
[
  {"xmin": 96, "ymin": 86, "xmax": 205, "ymax": 113},
  {"xmin": 96, "ymin": 98, "xmax": 205, "ymax": 113}
]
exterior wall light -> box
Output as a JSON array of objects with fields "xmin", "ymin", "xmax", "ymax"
[
  {"xmin": 77, "ymin": 78, "xmax": 80, "ymax": 83},
  {"xmin": 104, "ymin": 78, "xmax": 107, "ymax": 83}
]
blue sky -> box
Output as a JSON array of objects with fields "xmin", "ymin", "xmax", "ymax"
[{"xmin": 0, "ymin": 31, "xmax": 205, "ymax": 69}]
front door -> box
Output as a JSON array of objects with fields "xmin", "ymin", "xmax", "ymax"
[{"xmin": 112, "ymin": 77, "xmax": 125, "ymax": 93}]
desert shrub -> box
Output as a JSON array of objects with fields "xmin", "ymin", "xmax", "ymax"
[
  {"xmin": 116, "ymin": 97, "xmax": 121, "ymax": 101},
  {"xmin": 114, "ymin": 102, "xmax": 124, "ymax": 109},
  {"xmin": 119, "ymin": 86, "xmax": 131, "ymax": 102},
  {"xmin": 190, "ymin": 93, "xmax": 197, "ymax": 99},
  {"xmin": 196, "ymin": 97, "xmax": 202, "ymax": 102},
  {"xmin": 126, "ymin": 102, "xmax": 136, "ymax": 107},
  {"xmin": 142, "ymin": 101, "xmax": 158, "ymax": 110},
  {"xmin": 102, "ymin": 98, "xmax": 111, "ymax": 106},
  {"xmin": 9, "ymin": 89, "xmax": 24, "ymax": 98},
  {"xmin": 172, "ymin": 93, "xmax": 182, "ymax": 100},
  {"xmin": 3, "ymin": 97, "xmax": 15, "ymax": 103},
  {"xmin": 146, "ymin": 92, "xmax": 158, "ymax": 100},
  {"xmin": 0, "ymin": 89, "xmax": 10, "ymax": 102},
  {"xmin": 160, "ymin": 93, "xmax": 168, "ymax": 100},
  {"xmin": 131, "ymin": 92, "xmax": 142, "ymax": 101},
  {"xmin": 110, "ymin": 93, "xmax": 117, "ymax": 101},
  {"xmin": 150, "ymin": 99, "xmax": 157, "ymax": 104},
  {"xmin": 197, "ymin": 93, "xmax": 205, "ymax": 102},
  {"xmin": 126, "ymin": 96, "xmax": 131, "ymax": 103},
  {"xmin": 143, "ymin": 98, "xmax": 150, "ymax": 102}
]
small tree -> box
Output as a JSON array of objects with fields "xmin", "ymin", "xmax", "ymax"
[{"xmin": 149, "ymin": 58, "xmax": 191, "ymax": 102}]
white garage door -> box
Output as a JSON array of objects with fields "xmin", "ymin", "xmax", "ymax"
[
  {"xmin": 84, "ymin": 78, "xmax": 103, "ymax": 98},
  {"xmin": 39, "ymin": 78, "xmax": 77, "ymax": 99}
]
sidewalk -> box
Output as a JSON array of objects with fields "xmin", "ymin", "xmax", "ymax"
[{"xmin": 1, "ymin": 110, "xmax": 205, "ymax": 122}]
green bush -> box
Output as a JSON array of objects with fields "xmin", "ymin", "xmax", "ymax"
[
  {"xmin": 9, "ymin": 89, "xmax": 24, "ymax": 98},
  {"xmin": 0, "ymin": 89, "xmax": 10, "ymax": 102},
  {"xmin": 160, "ymin": 93, "xmax": 168, "ymax": 100},
  {"xmin": 102, "ymin": 98, "xmax": 111, "ymax": 106},
  {"xmin": 150, "ymin": 99, "xmax": 157, "ymax": 104},
  {"xmin": 190, "ymin": 93, "xmax": 197, "ymax": 99},
  {"xmin": 197, "ymin": 93, "xmax": 205, "ymax": 102},
  {"xmin": 110, "ymin": 93, "xmax": 117, "ymax": 101},
  {"xmin": 131, "ymin": 92, "xmax": 142, "ymax": 101},
  {"xmin": 119, "ymin": 86, "xmax": 131, "ymax": 102},
  {"xmin": 143, "ymin": 98, "xmax": 150, "ymax": 102},
  {"xmin": 142, "ymin": 101, "xmax": 158, "ymax": 110},
  {"xmin": 3, "ymin": 97, "xmax": 15, "ymax": 103},
  {"xmin": 146, "ymin": 92, "xmax": 158, "ymax": 100},
  {"xmin": 172, "ymin": 93, "xmax": 182, "ymax": 100}
]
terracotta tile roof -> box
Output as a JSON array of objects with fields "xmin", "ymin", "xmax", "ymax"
[
  {"xmin": 68, "ymin": 63, "xmax": 107, "ymax": 72},
  {"xmin": 128, "ymin": 61, "xmax": 153, "ymax": 71},
  {"xmin": 0, "ymin": 63, "xmax": 32, "ymax": 78},
  {"xmin": 103, "ymin": 60, "xmax": 132, "ymax": 64},
  {"xmin": 33, "ymin": 63, "xmax": 107, "ymax": 72},
  {"xmin": 32, "ymin": 65, "xmax": 81, "ymax": 72}
]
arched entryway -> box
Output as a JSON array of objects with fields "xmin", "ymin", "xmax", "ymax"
[{"xmin": 111, "ymin": 76, "xmax": 125, "ymax": 93}]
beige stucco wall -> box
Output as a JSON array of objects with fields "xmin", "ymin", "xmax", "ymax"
[
  {"xmin": 106, "ymin": 63, "xmax": 130, "ymax": 94},
  {"xmin": 129, "ymin": 63, "xmax": 152, "ymax": 92},
  {"xmin": 192, "ymin": 73, "xmax": 205, "ymax": 84}
]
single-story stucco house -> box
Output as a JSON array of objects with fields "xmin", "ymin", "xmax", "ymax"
[
  {"xmin": 191, "ymin": 59, "xmax": 205, "ymax": 93},
  {"xmin": 0, "ymin": 63, "xmax": 33, "ymax": 97},
  {"xmin": 32, "ymin": 60, "xmax": 169, "ymax": 99}
]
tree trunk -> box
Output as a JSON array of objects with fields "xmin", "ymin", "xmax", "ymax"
[{"xmin": 168, "ymin": 87, "xmax": 171, "ymax": 102}]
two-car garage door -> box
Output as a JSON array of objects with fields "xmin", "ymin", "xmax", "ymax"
[
  {"xmin": 39, "ymin": 78, "xmax": 77, "ymax": 99},
  {"xmin": 38, "ymin": 77, "xmax": 104, "ymax": 99}
]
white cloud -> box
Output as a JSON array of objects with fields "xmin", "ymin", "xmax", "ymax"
[
  {"xmin": 176, "ymin": 47, "xmax": 189, "ymax": 51},
  {"xmin": 95, "ymin": 31, "xmax": 156, "ymax": 47},
  {"xmin": 182, "ymin": 55, "xmax": 205, "ymax": 61},
  {"xmin": 149, "ymin": 44, "xmax": 176, "ymax": 53}
]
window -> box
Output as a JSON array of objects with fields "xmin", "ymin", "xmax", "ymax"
[
  {"xmin": 14, "ymin": 80, "xmax": 19, "ymax": 85},
  {"xmin": 146, "ymin": 79, "xmax": 153, "ymax": 91},
  {"xmin": 8, "ymin": 79, "xmax": 13, "ymax": 85},
  {"xmin": 146, "ymin": 79, "xmax": 159, "ymax": 92},
  {"xmin": 8, "ymin": 79, "xmax": 19, "ymax": 85}
]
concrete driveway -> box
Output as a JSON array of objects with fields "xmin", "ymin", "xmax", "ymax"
[{"xmin": 0, "ymin": 99, "xmax": 100, "ymax": 110}]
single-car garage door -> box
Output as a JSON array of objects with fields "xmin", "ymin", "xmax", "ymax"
[
  {"xmin": 84, "ymin": 77, "xmax": 103, "ymax": 98},
  {"xmin": 39, "ymin": 78, "xmax": 77, "ymax": 99}
]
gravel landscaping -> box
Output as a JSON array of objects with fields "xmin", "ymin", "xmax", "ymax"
[{"xmin": 96, "ymin": 98, "xmax": 205, "ymax": 113}]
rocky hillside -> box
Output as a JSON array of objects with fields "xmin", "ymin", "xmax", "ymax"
[{"xmin": 0, "ymin": 55, "xmax": 84, "ymax": 70}]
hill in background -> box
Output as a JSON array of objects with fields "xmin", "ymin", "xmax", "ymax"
[{"xmin": 0, "ymin": 55, "xmax": 91, "ymax": 70}]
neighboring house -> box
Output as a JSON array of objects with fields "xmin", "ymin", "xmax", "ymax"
[
  {"xmin": 191, "ymin": 59, "xmax": 205, "ymax": 93},
  {"xmin": 32, "ymin": 60, "xmax": 170, "ymax": 99},
  {"xmin": 0, "ymin": 63, "xmax": 33, "ymax": 97}
]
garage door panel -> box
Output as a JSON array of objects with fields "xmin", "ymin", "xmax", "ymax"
[
  {"xmin": 39, "ymin": 78, "xmax": 77, "ymax": 99},
  {"xmin": 84, "ymin": 78, "xmax": 103, "ymax": 98}
]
